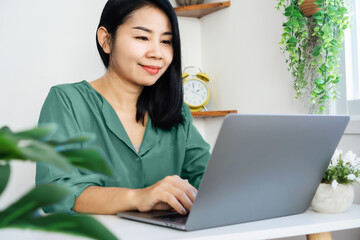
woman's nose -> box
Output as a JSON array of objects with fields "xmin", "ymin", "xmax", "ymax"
[{"xmin": 147, "ymin": 41, "xmax": 163, "ymax": 59}]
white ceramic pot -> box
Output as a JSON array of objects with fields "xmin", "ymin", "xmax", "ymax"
[{"xmin": 311, "ymin": 183, "xmax": 355, "ymax": 213}]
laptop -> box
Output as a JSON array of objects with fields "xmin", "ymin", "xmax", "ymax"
[{"xmin": 117, "ymin": 114, "xmax": 350, "ymax": 231}]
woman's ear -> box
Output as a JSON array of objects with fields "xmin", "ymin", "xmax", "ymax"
[{"xmin": 97, "ymin": 26, "xmax": 111, "ymax": 54}]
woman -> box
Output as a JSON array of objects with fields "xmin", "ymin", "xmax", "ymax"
[{"xmin": 36, "ymin": 0, "xmax": 210, "ymax": 216}]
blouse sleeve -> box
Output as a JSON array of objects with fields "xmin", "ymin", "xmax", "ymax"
[
  {"xmin": 181, "ymin": 104, "xmax": 211, "ymax": 189},
  {"xmin": 36, "ymin": 87, "xmax": 107, "ymax": 214}
]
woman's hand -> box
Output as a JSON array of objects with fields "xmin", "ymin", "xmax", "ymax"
[{"xmin": 133, "ymin": 175, "xmax": 197, "ymax": 215}]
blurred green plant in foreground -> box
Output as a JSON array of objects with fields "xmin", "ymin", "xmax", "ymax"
[{"xmin": 0, "ymin": 125, "xmax": 117, "ymax": 240}]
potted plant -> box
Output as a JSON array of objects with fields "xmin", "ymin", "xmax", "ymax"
[
  {"xmin": 276, "ymin": 0, "xmax": 351, "ymax": 113},
  {"xmin": 0, "ymin": 126, "xmax": 117, "ymax": 240},
  {"xmin": 176, "ymin": 0, "xmax": 204, "ymax": 6},
  {"xmin": 311, "ymin": 149, "xmax": 360, "ymax": 213}
]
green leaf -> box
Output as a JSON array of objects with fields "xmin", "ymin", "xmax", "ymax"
[
  {"xmin": 327, "ymin": 5, "xmax": 337, "ymax": 11},
  {"xmin": 312, "ymin": 12, "xmax": 323, "ymax": 20},
  {"xmin": 332, "ymin": 78, "xmax": 340, "ymax": 84},
  {"xmin": 320, "ymin": 94, "xmax": 331, "ymax": 100},
  {"xmin": 285, "ymin": 22, "xmax": 292, "ymax": 28},
  {"xmin": 319, "ymin": 63, "xmax": 327, "ymax": 73},
  {"xmin": 19, "ymin": 142, "xmax": 72, "ymax": 171},
  {"xmin": 319, "ymin": 105, "xmax": 326, "ymax": 112},
  {"xmin": 314, "ymin": 78, "xmax": 325, "ymax": 85},
  {"xmin": 285, "ymin": 11, "xmax": 293, "ymax": 17},
  {"xmin": 333, "ymin": 90, "xmax": 340, "ymax": 95},
  {"xmin": 312, "ymin": 46, "xmax": 322, "ymax": 56},
  {"xmin": 313, "ymin": 88, "xmax": 322, "ymax": 94},
  {"xmin": 0, "ymin": 132, "xmax": 21, "ymax": 161},
  {"xmin": 287, "ymin": 37, "xmax": 298, "ymax": 44},
  {"xmin": 7, "ymin": 213, "xmax": 117, "ymax": 240},
  {"xmin": 14, "ymin": 126, "xmax": 55, "ymax": 141},
  {"xmin": 0, "ymin": 127, "xmax": 12, "ymax": 135},
  {"xmin": 46, "ymin": 135, "xmax": 92, "ymax": 147},
  {"xmin": 294, "ymin": 10, "xmax": 303, "ymax": 18},
  {"xmin": 0, "ymin": 127, "xmax": 71, "ymax": 171},
  {"xmin": 61, "ymin": 149, "xmax": 113, "ymax": 177},
  {"xmin": 330, "ymin": 39, "xmax": 338, "ymax": 46},
  {"xmin": 282, "ymin": 32, "xmax": 291, "ymax": 38},
  {"xmin": 284, "ymin": 5, "xmax": 293, "ymax": 13},
  {"xmin": 0, "ymin": 184, "xmax": 71, "ymax": 227},
  {"xmin": 283, "ymin": 27, "xmax": 291, "ymax": 33},
  {"xmin": 0, "ymin": 163, "xmax": 10, "ymax": 195}
]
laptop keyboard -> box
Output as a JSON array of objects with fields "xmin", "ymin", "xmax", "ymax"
[{"xmin": 153, "ymin": 213, "xmax": 188, "ymax": 224}]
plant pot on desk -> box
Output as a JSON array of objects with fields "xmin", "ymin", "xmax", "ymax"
[{"xmin": 311, "ymin": 183, "xmax": 355, "ymax": 213}]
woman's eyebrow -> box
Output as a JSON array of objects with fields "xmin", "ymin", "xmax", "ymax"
[{"xmin": 132, "ymin": 26, "xmax": 173, "ymax": 35}]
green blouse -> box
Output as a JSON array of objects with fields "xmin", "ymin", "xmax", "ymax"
[{"xmin": 36, "ymin": 81, "xmax": 211, "ymax": 214}]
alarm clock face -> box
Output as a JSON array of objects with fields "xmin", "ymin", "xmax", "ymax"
[{"xmin": 183, "ymin": 79, "xmax": 209, "ymax": 107}]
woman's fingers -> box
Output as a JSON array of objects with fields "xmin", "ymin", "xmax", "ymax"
[
  {"xmin": 153, "ymin": 202, "xmax": 172, "ymax": 211},
  {"xmin": 182, "ymin": 180, "xmax": 198, "ymax": 203},
  {"xmin": 171, "ymin": 187, "xmax": 193, "ymax": 212},
  {"xmin": 161, "ymin": 192, "xmax": 187, "ymax": 214},
  {"xmin": 160, "ymin": 176, "xmax": 198, "ymax": 213},
  {"xmin": 172, "ymin": 176, "xmax": 198, "ymax": 203},
  {"xmin": 137, "ymin": 175, "xmax": 199, "ymax": 214}
]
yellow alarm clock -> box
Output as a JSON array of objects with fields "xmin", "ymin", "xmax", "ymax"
[{"xmin": 182, "ymin": 66, "xmax": 210, "ymax": 112}]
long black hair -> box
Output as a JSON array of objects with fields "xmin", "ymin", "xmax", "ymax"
[{"xmin": 96, "ymin": 0, "xmax": 183, "ymax": 130}]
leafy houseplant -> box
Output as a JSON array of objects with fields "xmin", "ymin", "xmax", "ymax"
[
  {"xmin": 276, "ymin": 0, "xmax": 351, "ymax": 113},
  {"xmin": 0, "ymin": 126, "xmax": 117, "ymax": 240},
  {"xmin": 311, "ymin": 149, "xmax": 360, "ymax": 213},
  {"xmin": 322, "ymin": 149, "xmax": 360, "ymax": 188}
]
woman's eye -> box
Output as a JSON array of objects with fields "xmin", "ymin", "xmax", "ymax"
[
  {"xmin": 161, "ymin": 40, "xmax": 172, "ymax": 45},
  {"xmin": 136, "ymin": 36, "xmax": 148, "ymax": 41}
]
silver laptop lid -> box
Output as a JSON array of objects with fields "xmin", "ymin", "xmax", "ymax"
[{"xmin": 186, "ymin": 114, "xmax": 349, "ymax": 231}]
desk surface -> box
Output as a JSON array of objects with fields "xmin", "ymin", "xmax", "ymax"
[
  {"xmin": 96, "ymin": 204, "xmax": 360, "ymax": 240},
  {"xmin": 0, "ymin": 205, "xmax": 359, "ymax": 240}
]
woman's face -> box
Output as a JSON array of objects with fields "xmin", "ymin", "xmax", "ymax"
[{"xmin": 107, "ymin": 6, "xmax": 174, "ymax": 87}]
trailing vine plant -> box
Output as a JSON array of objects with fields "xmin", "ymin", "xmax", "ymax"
[{"xmin": 276, "ymin": 0, "xmax": 351, "ymax": 113}]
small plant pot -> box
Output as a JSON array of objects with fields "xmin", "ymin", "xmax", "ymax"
[
  {"xmin": 298, "ymin": 0, "xmax": 320, "ymax": 17},
  {"xmin": 176, "ymin": 0, "xmax": 204, "ymax": 6},
  {"xmin": 311, "ymin": 183, "xmax": 354, "ymax": 213}
]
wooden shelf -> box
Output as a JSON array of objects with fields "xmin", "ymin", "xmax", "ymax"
[
  {"xmin": 174, "ymin": 1, "xmax": 230, "ymax": 18},
  {"xmin": 191, "ymin": 110, "xmax": 237, "ymax": 118}
]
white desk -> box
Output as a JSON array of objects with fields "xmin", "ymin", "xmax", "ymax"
[
  {"xmin": 95, "ymin": 204, "xmax": 360, "ymax": 240},
  {"xmin": 0, "ymin": 205, "xmax": 359, "ymax": 239}
]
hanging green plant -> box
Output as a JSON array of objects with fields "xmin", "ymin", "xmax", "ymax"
[{"xmin": 276, "ymin": 0, "xmax": 351, "ymax": 113}]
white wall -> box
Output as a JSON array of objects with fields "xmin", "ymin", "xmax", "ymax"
[
  {"xmin": 0, "ymin": 0, "xmax": 107, "ymax": 130},
  {"xmin": 0, "ymin": 0, "xmax": 108, "ymax": 209},
  {"xmin": 0, "ymin": 1, "xmax": 359, "ymax": 239}
]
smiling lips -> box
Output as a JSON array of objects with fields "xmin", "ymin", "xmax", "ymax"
[{"xmin": 141, "ymin": 65, "xmax": 161, "ymax": 75}]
